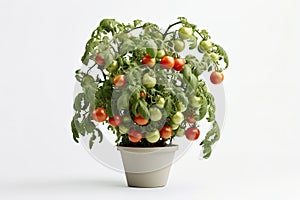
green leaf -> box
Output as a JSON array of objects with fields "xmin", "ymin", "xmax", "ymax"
[
  {"xmin": 117, "ymin": 93, "xmax": 129, "ymax": 110},
  {"xmin": 131, "ymin": 100, "xmax": 139, "ymax": 116},
  {"xmin": 199, "ymin": 96, "xmax": 208, "ymax": 120},
  {"xmin": 71, "ymin": 117, "xmax": 79, "ymax": 143},
  {"xmin": 138, "ymin": 100, "xmax": 150, "ymax": 120},
  {"xmin": 84, "ymin": 118, "xmax": 96, "ymax": 133},
  {"xmin": 96, "ymin": 129, "xmax": 103, "ymax": 143},
  {"xmin": 145, "ymin": 40, "xmax": 157, "ymax": 58},
  {"xmin": 133, "ymin": 19, "xmax": 142, "ymax": 27},
  {"xmin": 73, "ymin": 93, "xmax": 84, "ymax": 111},
  {"xmin": 89, "ymin": 133, "xmax": 97, "ymax": 149}
]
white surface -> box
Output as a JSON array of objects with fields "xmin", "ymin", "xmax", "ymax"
[{"xmin": 0, "ymin": 0, "xmax": 299, "ymax": 199}]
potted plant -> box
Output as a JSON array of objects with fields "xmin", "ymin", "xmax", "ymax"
[{"xmin": 71, "ymin": 17, "xmax": 229, "ymax": 188}]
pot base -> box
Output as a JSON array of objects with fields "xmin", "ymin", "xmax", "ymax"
[{"xmin": 118, "ymin": 145, "xmax": 178, "ymax": 188}]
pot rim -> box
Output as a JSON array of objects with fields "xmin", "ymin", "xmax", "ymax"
[{"xmin": 117, "ymin": 144, "xmax": 179, "ymax": 153}]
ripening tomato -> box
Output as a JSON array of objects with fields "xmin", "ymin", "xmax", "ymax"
[
  {"xmin": 173, "ymin": 58, "xmax": 185, "ymax": 71},
  {"xmin": 210, "ymin": 71, "xmax": 224, "ymax": 84},
  {"xmin": 108, "ymin": 114, "xmax": 122, "ymax": 127},
  {"xmin": 128, "ymin": 129, "xmax": 143, "ymax": 143},
  {"xmin": 92, "ymin": 107, "xmax": 108, "ymax": 122},
  {"xmin": 95, "ymin": 55, "xmax": 105, "ymax": 65},
  {"xmin": 142, "ymin": 54, "xmax": 156, "ymax": 67},
  {"xmin": 140, "ymin": 92, "xmax": 147, "ymax": 99},
  {"xmin": 160, "ymin": 126, "xmax": 173, "ymax": 139},
  {"xmin": 160, "ymin": 56, "xmax": 175, "ymax": 69},
  {"xmin": 185, "ymin": 127, "xmax": 200, "ymax": 141},
  {"xmin": 113, "ymin": 75, "xmax": 127, "ymax": 88},
  {"xmin": 134, "ymin": 115, "xmax": 149, "ymax": 126},
  {"xmin": 186, "ymin": 116, "xmax": 196, "ymax": 123}
]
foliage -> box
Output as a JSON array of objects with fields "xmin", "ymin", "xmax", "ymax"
[{"xmin": 71, "ymin": 17, "xmax": 229, "ymax": 158}]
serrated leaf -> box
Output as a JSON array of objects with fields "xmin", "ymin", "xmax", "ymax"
[
  {"xmin": 199, "ymin": 96, "xmax": 208, "ymax": 120},
  {"xmin": 84, "ymin": 118, "xmax": 96, "ymax": 133},
  {"xmin": 73, "ymin": 93, "xmax": 85, "ymax": 111}
]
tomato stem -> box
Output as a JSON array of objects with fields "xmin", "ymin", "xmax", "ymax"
[{"xmin": 162, "ymin": 21, "xmax": 182, "ymax": 40}]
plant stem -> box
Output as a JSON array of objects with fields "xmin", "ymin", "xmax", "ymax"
[{"xmin": 162, "ymin": 21, "xmax": 182, "ymax": 40}]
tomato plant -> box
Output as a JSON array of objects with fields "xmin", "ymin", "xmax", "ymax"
[
  {"xmin": 210, "ymin": 71, "xmax": 224, "ymax": 84},
  {"xmin": 145, "ymin": 129, "xmax": 160, "ymax": 143},
  {"xmin": 185, "ymin": 127, "xmax": 200, "ymax": 141},
  {"xmin": 142, "ymin": 54, "xmax": 156, "ymax": 67},
  {"xmin": 109, "ymin": 114, "xmax": 122, "ymax": 127},
  {"xmin": 92, "ymin": 107, "xmax": 108, "ymax": 122},
  {"xmin": 173, "ymin": 58, "xmax": 185, "ymax": 71},
  {"xmin": 128, "ymin": 129, "xmax": 143, "ymax": 143},
  {"xmin": 174, "ymin": 39, "xmax": 185, "ymax": 52},
  {"xmin": 72, "ymin": 17, "xmax": 229, "ymax": 159},
  {"xmin": 134, "ymin": 115, "xmax": 149, "ymax": 126},
  {"xmin": 171, "ymin": 112, "xmax": 184, "ymax": 125},
  {"xmin": 178, "ymin": 27, "xmax": 193, "ymax": 40},
  {"xmin": 160, "ymin": 56, "xmax": 175, "ymax": 69},
  {"xmin": 160, "ymin": 126, "xmax": 172, "ymax": 139},
  {"xmin": 95, "ymin": 54, "xmax": 105, "ymax": 65},
  {"xmin": 113, "ymin": 75, "xmax": 127, "ymax": 88},
  {"xmin": 142, "ymin": 73, "xmax": 156, "ymax": 88},
  {"xmin": 149, "ymin": 107, "xmax": 162, "ymax": 122}
]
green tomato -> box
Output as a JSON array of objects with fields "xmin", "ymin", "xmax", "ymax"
[
  {"xmin": 170, "ymin": 122, "xmax": 180, "ymax": 130},
  {"xmin": 145, "ymin": 129, "xmax": 160, "ymax": 143},
  {"xmin": 210, "ymin": 52, "xmax": 220, "ymax": 62},
  {"xmin": 142, "ymin": 73, "xmax": 156, "ymax": 89},
  {"xmin": 149, "ymin": 107, "xmax": 162, "ymax": 121},
  {"xmin": 200, "ymin": 40, "xmax": 213, "ymax": 51},
  {"xmin": 190, "ymin": 96, "xmax": 202, "ymax": 108},
  {"xmin": 178, "ymin": 27, "xmax": 193, "ymax": 40},
  {"xmin": 157, "ymin": 49, "xmax": 166, "ymax": 58},
  {"xmin": 156, "ymin": 96, "xmax": 165, "ymax": 108},
  {"xmin": 176, "ymin": 128, "xmax": 185, "ymax": 137},
  {"xmin": 176, "ymin": 102, "xmax": 187, "ymax": 112},
  {"xmin": 119, "ymin": 125, "xmax": 129, "ymax": 134},
  {"xmin": 172, "ymin": 112, "xmax": 184, "ymax": 125},
  {"xmin": 174, "ymin": 39, "xmax": 185, "ymax": 52},
  {"xmin": 106, "ymin": 60, "xmax": 118, "ymax": 73},
  {"xmin": 122, "ymin": 116, "xmax": 131, "ymax": 124}
]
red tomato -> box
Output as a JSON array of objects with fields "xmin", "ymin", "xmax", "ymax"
[
  {"xmin": 185, "ymin": 127, "xmax": 200, "ymax": 141},
  {"xmin": 95, "ymin": 55, "xmax": 105, "ymax": 65},
  {"xmin": 108, "ymin": 114, "xmax": 122, "ymax": 127},
  {"xmin": 128, "ymin": 129, "xmax": 143, "ymax": 143},
  {"xmin": 173, "ymin": 58, "xmax": 185, "ymax": 71},
  {"xmin": 134, "ymin": 115, "xmax": 149, "ymax": 126},
  {"xmin": 142, "ymin": 54, "xmax": 156, "ymax": 67},
  {"xmin": 160, "ymin": 126, "xmax": 173, "ymax": 139},
  {"xmin": 160, "ymin": 56, "xmax": 175, "ymax": 69},
  {"xmin": 140, "ymin": 92, "xmax": 147, "ymax": 99},
  {"xmin": 113, "ymin": 75, "xmax": 127, "ymax": 88},
  {"xmin": 92, "ymin": 107, "xmax": 108, "ymax": 122},
  {"xmin": 186, "ymin": 116, "xmax": 196, "ymax": 123},
  {"xmin": 210, "ymin": 71, "xmax": 224, "ymax": 84}
]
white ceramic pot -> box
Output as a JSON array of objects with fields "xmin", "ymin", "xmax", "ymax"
[{"xmin": 117, "ymin": 145, "xmax": 178, "ymax": 188}]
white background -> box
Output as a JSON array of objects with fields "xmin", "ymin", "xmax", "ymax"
[{"xmin": 0, "ymin": 0, "xmax": 299, "ymax": 199}]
